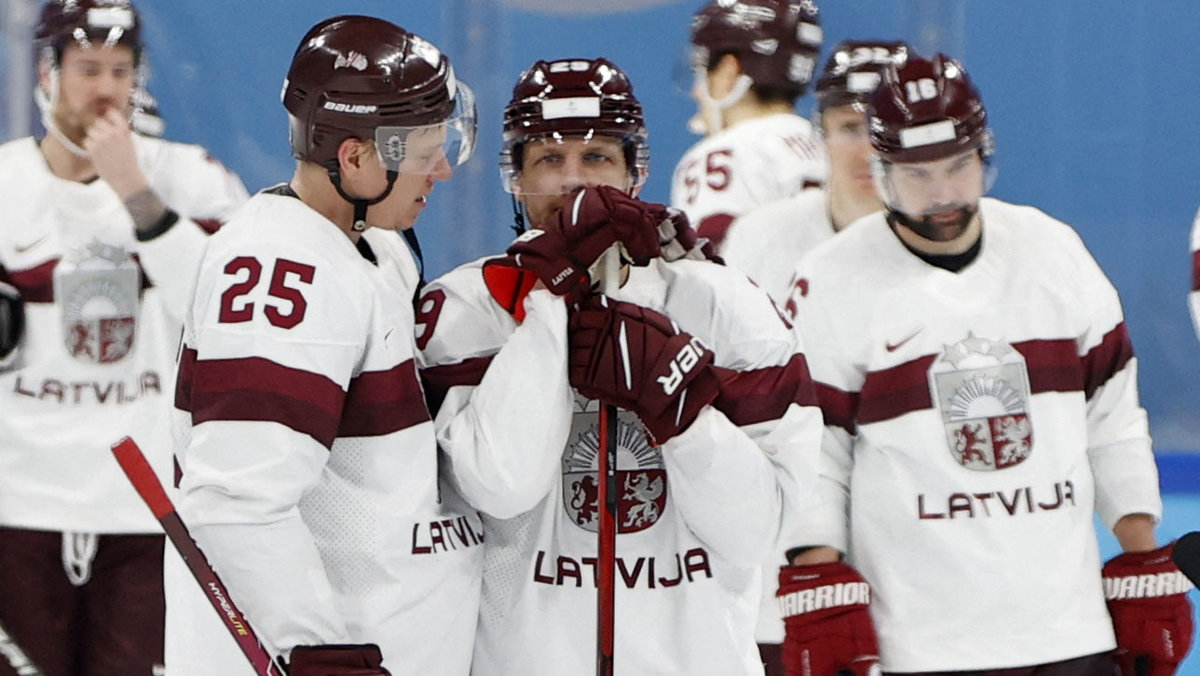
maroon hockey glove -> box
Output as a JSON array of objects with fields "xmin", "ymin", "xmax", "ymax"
[
  {"xmin": 656, "ymin": 207, "xmax": 721, "ymax": 264},
  {"xmin": 486, "ymin": 186, "xmax": 665, "ymax": 303},
  {"xmin": 567, "ymin": 296, "xmax": 722, "ymax": 445},
  {"xmin": 777, "ymin": 562, "xmax": 880, "ymax": 676},
  {"xmin": 287, "ymin": 644, "xmax": 391, "ymax": 675},
  {"xmin": 1103, "ymin": 543, "xmax": 1195, "ymax": 676}
]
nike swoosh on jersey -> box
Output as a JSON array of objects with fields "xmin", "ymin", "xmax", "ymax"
[
  {"xmin": 14, "ymin": 235, "xmax": 50, "ymax": 254},
  {"xmin": 885, "ymin": 329, "xmax": 923, "ymax": 352}
]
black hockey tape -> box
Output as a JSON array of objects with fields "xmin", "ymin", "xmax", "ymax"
[{"xmin": 1173, "ymin": 531, "xmax": 1200, "ymax": 587}]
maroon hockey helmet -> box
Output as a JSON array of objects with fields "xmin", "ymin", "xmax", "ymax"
[
  {"xmin": 690, "ymin": 0, "xmax": 823, "ymax": 98},
  {"xmin": 868, "ymin": 52, "xmax": 992, "ymax": 164},
  {"xmin": 500, "ymin": 57, "xmax": 649, "ymax": 192},
  {"xmin": 282, "ymin": 15, "xmax": 475, "ymax": 173},
  {"xmin": 816, "ymin": 40, "xmax": 911, "ymax": 114},
  {"xmin": 35, "ymin": 0, "xmax": 142, "ymax": 66}
]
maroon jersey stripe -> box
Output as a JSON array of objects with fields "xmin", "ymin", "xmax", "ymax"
[
  {"xmin": 813, "ymin": 382, "xmax": 859, "ymax": 434},
  {"xmin": 713, "ymin": 353, "xmax": 819, "ymax": 427},
  {"xmin": 182, "ymin": 353, "xmax": 346, "ymax": 447},
  {"xmin": 1193, "ymin": 250, "xmax": 1200, "ymax": 292},
  {"xmin": 5, "ymin": 259, "xmax": 56, "ymax": 302},
  {"xmin": 194, "ymin": 218, "xmax": 222, "ymax": 235},
  {"xmin": 1013, "ymin": 338, "xmax": 1083, "ymax": 394},
  {"xmin": 858, "ymin": 355, "xmax": 937, "ymax": 425},
  {"xmin": 338, "ymin": 360, "xmax": 431, "ymax": 437},
  {"xmin": 1079, "ymin": 323, "xmax": 1134, "ymax": 400},
  {"xmin": 419, "ymin": 356, "xmax": 493, "ymax": 416},
  {"xmin": 6, "ymin": 256, "xmax": 155, "ymax": 303}
]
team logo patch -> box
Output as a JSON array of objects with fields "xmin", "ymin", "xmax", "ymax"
[
  {"xmin": 562, "ymin": 400, "xmax": 667, "ymax": 534},
  {"xmin": 54, "ymin": 241, "xmax": 140, "ymax": 364},
  {"xmin": 929, "ymin": 334, "xmax": 1033, "ymax": 471}
]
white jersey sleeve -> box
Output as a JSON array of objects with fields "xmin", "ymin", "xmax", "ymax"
[
  {"xmin": 416, "ymin": 258, "xmax": 575, "ymax": 519},
  {"xmin": 133, "ymin": 135, "xmax": 249, "ymax": 314},
  {"xmin": 670, "ymin": 113, "xmax": 827, "ymax": 252}
]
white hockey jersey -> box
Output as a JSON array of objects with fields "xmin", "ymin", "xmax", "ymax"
[
  {"xmin": 417, "ymin": 256, "xmax": 825, "ymax": 675},
  {"xmin": 172, "ymin": 190, "xmax": 482, "ymax": 674},
  {"xmin": 670, "ymin": 113, "xmax": 827, "ymax": 253},
  {"xmin": 721, "ymin": 187, "xmax": 836, "ymax": 311},
  {"xmin": 790, "ymin": 198, "xmax": 1162, "ymax": 671},
  {"xmin": 1189, "ymin": 206, "xmax": 1200, "ymax": 340},
  {"xmin": 0, "ymin": 135, "xmax": 247, "ymax": 533}
]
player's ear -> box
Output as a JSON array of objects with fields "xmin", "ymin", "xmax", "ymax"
[{"xmin": 336, "ymin": 137, "xmax": 373, "ymax": 175}]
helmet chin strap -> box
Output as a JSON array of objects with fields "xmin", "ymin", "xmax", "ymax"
[
  {"xmin": 36, "ymin": 69, "xmax": 90, "ymax": 158},
  {"xmin": 328, "ymin": 168, "xmax": 398, "ymax": 232},
  {"xmin": 688, "ymin": 72, "xmax": 753, "ymax": 135}
]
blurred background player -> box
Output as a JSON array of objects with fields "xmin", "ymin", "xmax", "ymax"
[
  {"xmin": 671, "ymin": 0, "xmax": 827, "ymax": 253},
  {"xmin": 722, "ymin": 40, "xmax": 909, "ymax": 310},
  {"xmin": 415, "ymin": 57, "xmax": 824, "ymax": 674},
  {"xmin": 0, "ymin": 1, "xmax": 248, "ymax": 674},
  {"xmin": 724, "ymin": 37, "xmax": 913, "ymax": 675},
  {"xmin": 784, "ymin": 52, "xmax": 1193, "ymax": 674},
  {"xmin": 169, "ymin": 15, "xmax": 481, "ymax": 675}
]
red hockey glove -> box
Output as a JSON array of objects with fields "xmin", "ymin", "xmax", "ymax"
[
  {"xmin": 567, "ymin": 296, "xmax": 722, "ymax": 445},
  {"xmin": 287, "ymin": 644, "xmax": 391, "ymax": 675},
  {"xmin": 483, "ymin": 186, "xmax": 664, "ymax": 307},
  {"xmin": 777, "ymin": 562, "xmax": 880, "ymax": 676},
  {"xmin": 1103, "ymin": 543, "xmax": 1195, "ymax": 676}
]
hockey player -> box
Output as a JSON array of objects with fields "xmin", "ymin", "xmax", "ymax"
[
  {"xmin": 722, "ymin": 40, "xmax": 910, "ymax": 309},
  {"xmin": 169, "ymin": 16, "xmax": 481, "ymax": 676},
  {"xmin": 0, "ymin": 1, "xmax": 248, "ymax": 674},
  {"xmin": 784, "ymin": 53, "xmax": 1194, "ymax": 674},
  {"xmin": 416, "ymin": 57, "xmax": 825, "ymax": 674},
  {"xmin": 671, "ymin": 0, "xmax": 828, "ymax": 252}
]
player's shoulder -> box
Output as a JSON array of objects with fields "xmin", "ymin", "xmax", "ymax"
[
  {"xmin": 0, "ymin": 137, "xmax": 42, "ymax": 184},
  {"xmin": 204, "ymin": 191, "xmax": 357, "ymax": 270},
  {"xmin": 418, "ymin": 255, "xmax": 518, "ymax": 364},
  {"xmin": 982, "ymin": 198, "xmax": 1092, "ymax": 260}
]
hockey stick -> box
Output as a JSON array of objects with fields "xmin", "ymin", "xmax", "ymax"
[
  {"xmin": 111, "ymin": 437, "xmax": 283, "ymax": 676},
  {"xmin": 591, "ymin": 246, "xmax": 622, "ymax": 676},
  {"xmin": 0, "ymin": 617, "xmax": 43, "ymax": 676}
]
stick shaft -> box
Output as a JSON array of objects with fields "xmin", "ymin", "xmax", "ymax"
[{"xmin": 111, "ymin": 437, "xmax": 281, "ymax": 676}]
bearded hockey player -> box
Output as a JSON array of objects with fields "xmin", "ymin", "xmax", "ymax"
[
  {"xmin": 0, "ymin": 1, "xmax": 247, "ymax": 673},
  {"xmin": 168, "ymin": 16, "xmax": 482, "ymax": 675},
  {"xmin": 416, "ymin": 57, "xmax": 825, "ymax": 675},
  {"xmin": 785, "ymin": 52, "xmax": 1193, "ymax": 674},
  {"xmin": 671, "ymin": 0, "xmax": 828, "ymax": 252}
]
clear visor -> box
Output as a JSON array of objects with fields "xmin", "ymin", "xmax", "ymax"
[
  {"xmin": 871, "ymin": 149, "xmax": 997, "ymax": 215},
  {"xmin": 373, "ymin": 82, "xmax": 476, "ymax": 174},
  {"xmin": 499, "ymin": 131, "xmax": 647, "ymax": 195}
]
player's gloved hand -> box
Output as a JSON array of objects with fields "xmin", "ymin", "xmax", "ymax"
[
  {"xmin": 1103, "ymin": 543, "xmax": 1195, "ymax": 676},
  {"xmin": 656, "ymin": 207, "xmax": 720, "ymax": 264},
  {"xmin": 483, "ymin": 186, "xmax": 664, "ymax": 308},
  {"xmin": 0, "ymin": 280, "xmax": 24, "ymax": 368},
  {"xmin": 567, "ymin": 295, "xmax": 722, "ymax": 445},
  {"xmin": 287, "ymin": 644, "xmax": 391, "ymax": 675},
  {"xmin": 777, "ymin": 562, "xmax": 880, "ymax": 676}
]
